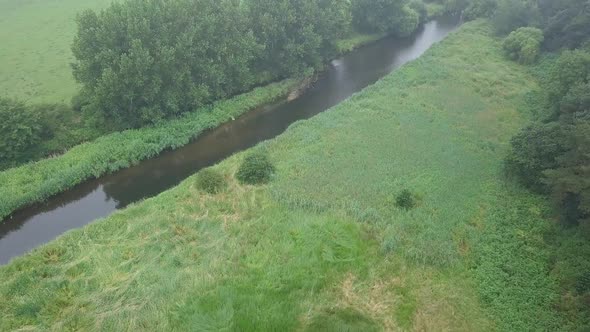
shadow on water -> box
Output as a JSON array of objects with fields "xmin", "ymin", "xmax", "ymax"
[{"xmin": 0, "ymin": 16, "xmax": 460, "ymax": 264}]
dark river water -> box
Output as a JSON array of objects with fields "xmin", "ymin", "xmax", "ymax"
[{"xmin": 0, "ymin": 17, "xmax": 460, "ymax": 265}]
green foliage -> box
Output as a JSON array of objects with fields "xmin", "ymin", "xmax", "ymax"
[
  {"xmin": 463, "ymin": 0, "xmax": 497, "ymax": 21},
  {"xmin": 0, "ymin": 79, "xmax": 299, "ymax": 221},
  {"xmin": 72, "ymin": 0, "xmax": 260, "ymax": 128},
  {"xmin": 396, "ymin": 189, "xmax": 416, "ymax": 210},
  {"xmin": 236, "ymin": 151, "xmax": 275, "ymax": 185},
  {"xmin": 196, "ymin": 169, "xmax": 226, "ymax": 194},
  {"xmin": 491, "ymin": 0, "xmax": 540, "ymax": 35},
  {"xmin": 507, "ymin": 50, "xmax": 590, "ymax": 225},
  {"xmin": 502, "ymin": 27, "xmax": 543, "ymax": 64},
  {"xmin": 504, "ymin": 122, "xmax": 565, "ymax": 190},
  {"xmin": 247, "ymin": 0, "xmax": 351, "ymax": 78},
  {"xmin": 351, "ymin": 0, "xmax": 419, "ymax": 36},
  {"xmin": 538, "ymin": 0, "xmax": 590, "ymax": 50},
  {"xmin": 0, "ymin": 98, "xmax": 42, "ymax": 164}
]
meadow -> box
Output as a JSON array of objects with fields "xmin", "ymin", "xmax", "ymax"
[
  {"xmin": 0, "ymin": 0, "xmax": 114, "ymax": 103},
  {"xmin": 1, "ymin": 21, "xmax": 586, "ymax": 331}
]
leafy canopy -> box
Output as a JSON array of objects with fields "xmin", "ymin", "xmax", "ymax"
[{"xmin": 502, "ymin": 27, "xmax": 544, "ymax": 64}]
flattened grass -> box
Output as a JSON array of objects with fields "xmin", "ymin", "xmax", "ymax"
[{"xmin": 0, "ymin": 21, "xmax": 580, "ymax": 330}]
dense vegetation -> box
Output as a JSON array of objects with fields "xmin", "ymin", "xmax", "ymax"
[
  {"xmin": 480, "ymin": 0, "xmax": 590, "ymax": 228},
  {"xmin": 1, "ymin": 0, "xmax": 437, "ymax": 170},
  {"xmin": 0, "ymin": 79, "xmax": 299, "ymax": 221},
  {"xmin": 2, "ymin": 22, "xmax": 587, "ymax": 330}
]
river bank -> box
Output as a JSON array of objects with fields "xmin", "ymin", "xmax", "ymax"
[
  {"xmin": 0, "ymin": 29, "xmax": 402, "ymax": 222},
  {"xmin": 0, "ymin": 17, "xmax": 460, "ymax": 267},
  {"xmin": 2, "ymin": 20, "xmax": 583, "ymax": 330}
]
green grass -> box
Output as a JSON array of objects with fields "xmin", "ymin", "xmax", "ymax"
[
  {"xmin": 0, "ymin": 0, "xmax": 114, "ymax": 103},
  {"xmin": 1, "ymin": 21, "xmax": 586, "ymax": 330}
]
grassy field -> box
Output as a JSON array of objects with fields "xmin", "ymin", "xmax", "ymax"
[
  {"xmin": 0, "ymin": 21, "xmax": 584, "ymax": 331},
  {"xmin": 0, "ymin": 0, "xmax": 115, "ymax": 103}
]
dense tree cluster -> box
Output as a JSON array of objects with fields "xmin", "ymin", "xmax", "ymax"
[
  {"xmin": 486, "ymin": 0, "xmax": 590, "ymax": 50},
  {"xmin": 502, "ymin": 27, "xmax": 543, "ymax": 64},
  {"xmin": 506, "ymin": 50, "xmax": 590, "ymax": 225},
  {"xmin": 351, "ymin": 0, "xmax": 420, "ymax": 35},
  {"xmin": 71, "ymin": 0, "xmax": 424, "ymax": 129}
]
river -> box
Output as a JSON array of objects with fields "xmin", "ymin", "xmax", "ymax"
[{"xmin": 0, "ymin": 16, "xmax": 460, "ymax": 265}]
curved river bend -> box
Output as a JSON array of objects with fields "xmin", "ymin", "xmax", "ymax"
[{"xmin": 0, "ymin": 17, "xmax": 459, "ymax": 264}]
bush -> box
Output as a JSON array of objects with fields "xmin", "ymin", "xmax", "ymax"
[
  {"xmin": 502, "ymin": 27, "xmax": 544, "ymax": 65},
  {"xmin": 196, "ymin": 169, "xmax": 226, "ymax": 194},
  {"xmin": 0, "ymin": 98, "xmax": 42, "ymax": 164},
  {"xmin": 396, "ymin": 189, "xmax": 416, "ymax": 210},
  {"xmin": 236, "ymin": 151, "xmax": 275, "ymax": 185}
]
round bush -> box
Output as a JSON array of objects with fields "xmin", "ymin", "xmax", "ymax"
[
  {"xmin": 196, "ymin": 168, "xmax": 226, "ymax": 194},
  {"xmin": 502, "ymin": 27, "xmax": 544, "ymax": 65},
  {"xmin": 236, "ymin": 151, "xmax": 275, "ymax": 185},
  {"xmin": 396, "ymin": 189, "xmax": 416, "ymax": 210}
]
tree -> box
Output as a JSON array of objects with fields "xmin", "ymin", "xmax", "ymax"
[
  {"xmin": 544, "ymin": 122, "xmax": 590, "ymax": 225},
  {"xmin": 506, "ymin": 49, "xmax": 590, "ymax": 225},
  {"xmin": 72, "ymin": 0, "xmax": 259, "ymax": 128},
  {"xmin": 538, "ymin": 0, "xmax": 590, "ymax": 50},
  {"xmin": 492, "ymin": 0, "xmax": 540, "ymax": 35},
  {"xmin": 0, "ymin": 98, "xmax": 42, "ymax": 163},
  {"xmin": 247, "ymin": 0, "xmax": 351, "ymax": 79},
  {"xmin": 463, "ymin": 0, "xmax": 497, "ymax": 21},
  {"xmin": 351, "ymin": 0, "xmax": 417, "ymax": 35},
  {"xmin": 502, "ymin": 27, "xmax": 544, "ymax": 65}
]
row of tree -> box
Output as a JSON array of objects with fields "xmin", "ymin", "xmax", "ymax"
[
  {"xmin": 488, "ymin": 0, "xmax": 590, "ymax": 226},
  {"xmin": 71, "ymin": 0, "xmax": 428, "ymax": 129},
  {"xmin": 2, "ymin": 0, "xmax": 435, "ymax": 168}
]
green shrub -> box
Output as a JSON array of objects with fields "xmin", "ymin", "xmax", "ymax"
[
  {"xmin": 502, "ymin": 27, "xmax": 544, "ymax": 65},
  {"xmin": 0, "ymin": 98, "xmax": 42, "ymax": 164},
  {"xmin": 236, "ymin": 151, "xmax": 275, "ymax": 185},
  {"xmin": 196, "ymin": 169, "xmax": 226, "ymax": 194},
  {"xmin": 396, "ymin": 189, "xmax": 416, "ymax": 210},
  {"xmin": 463, "ymin": 0, "xmax": 497, "ymax": 21}
]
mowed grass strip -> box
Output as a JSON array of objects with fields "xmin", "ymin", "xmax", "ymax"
[{"xmin": 0, "ymin": 21, "xmax": 571, "ymax": 330}]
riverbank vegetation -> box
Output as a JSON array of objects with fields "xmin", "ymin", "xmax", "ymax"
[
  {"xmin": 0, "ymin": 0, "xmax": 448, "ymax": 170},
  {"xmin": 2, "ymin": 21, "xmax": 588, "ymax": 330},
  {"xmin": 0, "ymin": 79, "xmax": 299, "ymax": 221},
  {"xmin": 0, "ymin": 0, "xmax": 469, "ymax": 217}
]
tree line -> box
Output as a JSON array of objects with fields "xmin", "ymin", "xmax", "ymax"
[
  {"xmin": 466, "ymin": 0, "xmax": 590, "ymax": 227},
  {"xmin": 2, "ymin": 0, "xmax": 452, "ymax": 169}
]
